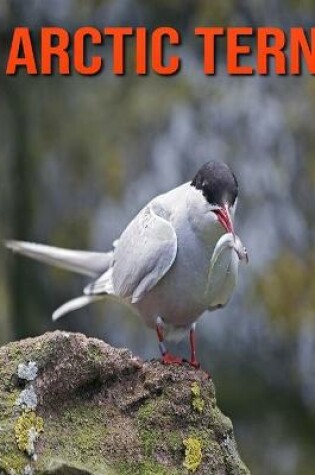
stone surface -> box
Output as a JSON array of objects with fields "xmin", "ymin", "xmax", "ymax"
[{"xmin": 0, "ymin": 331, "xmax": 250, "ymax": 475}]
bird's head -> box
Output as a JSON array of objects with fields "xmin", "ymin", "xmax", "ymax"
[{"xmin": 190, "ymin": 161, "xmax": 238, "ymax": 236}]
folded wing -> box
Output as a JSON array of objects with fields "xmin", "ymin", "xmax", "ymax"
[{"xmin": 84, "ymin": 200, "xmax": 178, "ymax": 304}]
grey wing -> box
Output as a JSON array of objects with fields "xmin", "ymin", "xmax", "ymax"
[{"xmin": 84, "ymin": 200, "xmax": 177, "ymax": 304}]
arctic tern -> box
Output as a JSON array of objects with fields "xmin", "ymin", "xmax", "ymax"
[{"xmin": 6, "ymin": 161, "xmax": 248, "ymax": 367}]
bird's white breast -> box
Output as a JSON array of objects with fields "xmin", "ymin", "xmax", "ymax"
[{"xmin": 135, "ymin": 184, "xmax": 240, "ymax": 330}]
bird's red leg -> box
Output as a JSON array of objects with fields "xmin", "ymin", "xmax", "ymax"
[
  {"xmin": 189, "ymin": 323, "xmax": 200, "ymax": 369},
  {"xmin": 156, "ymin": 317, "xmax": 183, "ymax": 365}
]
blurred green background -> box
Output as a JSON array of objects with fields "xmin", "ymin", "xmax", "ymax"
[{"xmin": 1, "ymin": 1, "xmax": 315, "ymax": 474}]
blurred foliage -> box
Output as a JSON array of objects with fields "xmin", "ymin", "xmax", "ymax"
[{"xmin": 254, "ymin": 251, "xmax": 315, "ymax": 332}]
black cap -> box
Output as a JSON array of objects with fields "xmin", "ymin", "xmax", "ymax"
[{"xmin": 191, "ymin": 161, "xmax": 238, "ymax": 207}]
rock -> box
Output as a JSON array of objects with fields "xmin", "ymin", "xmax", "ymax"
[{"xmin": 0, "ymin": 331, "xmax": 250, "ymax": 475}]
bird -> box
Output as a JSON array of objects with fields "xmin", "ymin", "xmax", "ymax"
[{"xmin": 5, "ymin": 161, "xmax": 248, "ymax": 368}]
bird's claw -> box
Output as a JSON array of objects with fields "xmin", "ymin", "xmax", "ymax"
[
  {"xmin": 187, "ymin": 359, "xmax": 201, "ymax": 369},
  {"xmin": 161, "ymin": 353, "xmax": 183, "ymax": 365}
]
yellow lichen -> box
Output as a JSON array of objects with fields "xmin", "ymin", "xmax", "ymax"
[
  {"xmin": 14, "ymin": 411, "xmax": 44, "ymax": 456},
  {"xmin": 183, "ymin": 437, "xmax": 202, "ymax": 472},
  {"xmin": 191, "ymin": 382, "xmax": 204, "ymax": 413}
]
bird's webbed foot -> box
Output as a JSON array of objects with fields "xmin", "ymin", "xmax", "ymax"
[
  {"xmin": 161, "ymin": 352, "xmax": 183, "ymax": 365},
  {"xmin": 156, "ymin": 317, "xmax": 183, "ymax": 366},
  {"xmin": 186, "ymin": 357, "xmax": 201, "ymax": 369}
]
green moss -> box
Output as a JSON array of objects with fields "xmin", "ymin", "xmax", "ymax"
[
  {"xmin": 0, "ymin": 391, "xmax": 20, "ymax": 422},
  {"xmin": 40, "ymin": 403, "xmax": 106, "ymax": 469},
  {"xmin": 0, "ymin": 361, "xmax": 31, "ymax": 473},
  {"xmin": 140, "ymin": 429, "xmax": 156, "ymax": 458},
  {"xmin": 115, "ymin": 461, "xmax": 179, "ymax": 475},
  {"xmin": 164, "ymin": 431, "xmax": 182, "ymax": 454},
  {"xmin": 191, "ymin": 382, "xmax": 205, "ymax": 414},
  {"xmin": 0, "ymin": 451, "xmax": 28, "ymax": 473},
  {"xmin": 14, "ymin": 411, "xmax": 44, "ymax": 455},
  {"xmin": 210, "ymin": 406, "xmax": 233, "ymax": 437},
  {"xmin": 183, "ymin": 437, "xmax": 202, "ymax": 472},
  {"xmin": 73, "ymin": 425, "xmax": 105, "ymax": 454},
  {"xmin": 42, "ymin": 458, "xmax": 113, "ymax": 475},
  {"xmin": 137, "ymin": 400, "xmax": 157, "ymax": 423},
  {"xmin": 137, "ymin": 401, "xmax": 159, "ymax": 457},
  {"xmin": 87, "ymin": 343, "xmax": 104, "ymax": 363},
  {"xmin": 0, "ymin": 333, "xmax": 250, "ymax": 474},
  {"xmin": 137, "ymin": 426, "xmax": 183, "ymax": 471},
  {"xmin": 0, "ymin": 352, "xmax": 22, "ymax": 399},
  {"xmin": 0, "ymin": 351, "xmax": 43, "ymax": 473},
  {"xmin": 135, "ymin": 399, "xmax": 183, "ymax": 473}
]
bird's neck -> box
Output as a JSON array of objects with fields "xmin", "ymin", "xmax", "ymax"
[{"xmin": 186, "ymin": 186, "xmax": 224, "ymax": 247}]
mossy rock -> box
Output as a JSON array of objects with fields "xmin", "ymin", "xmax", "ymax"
[{"xmin": 0, "ymin": 331, "xmax": 250, "ymax": 475}]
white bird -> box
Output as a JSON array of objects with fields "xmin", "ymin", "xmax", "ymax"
[{"xmin": 5, "ymin": 161, "xmax": 248, "ymax": 367}]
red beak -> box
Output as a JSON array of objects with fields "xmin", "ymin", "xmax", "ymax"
[{"xmin": 214, "ymin": 205, "xmax": 234, "ymax": 235}]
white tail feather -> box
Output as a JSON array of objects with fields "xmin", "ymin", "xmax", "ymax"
[
  {"xmin": 84, "ymin": 268, "xmax": 114, "ymax": 296},
  {"xmin": 5, "ymin": 240, "xmax": 113, "ymax": 278},
  {"xmin": 52, "ymin": 295, "xmax": 103, "ymax": 321}
]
